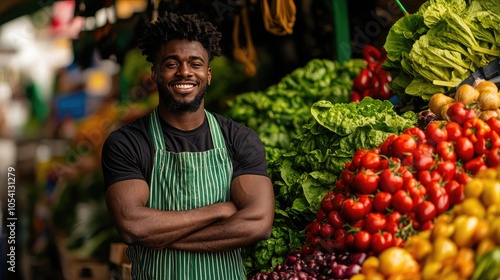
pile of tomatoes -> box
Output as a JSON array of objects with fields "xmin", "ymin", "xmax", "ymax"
[
  {"xmin": 302, "ymin": 102, "xmax": 500, "ymax": 257},
  {"xmin": 350, "ymin": 45, "xmax": 393, "ymax": 102}
]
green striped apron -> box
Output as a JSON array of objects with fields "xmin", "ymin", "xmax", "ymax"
[{"xmin": 127, "ymin": 108, "xmax": 245, "ymax": 280}]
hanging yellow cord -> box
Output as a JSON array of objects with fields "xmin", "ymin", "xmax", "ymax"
[
  {"xmin": 261, "ymin": 0, "xmax": 296, "ymax": 36},
  {"xmin": 232, "ymin": 6, "xmax": 257, "ymax": 77}
]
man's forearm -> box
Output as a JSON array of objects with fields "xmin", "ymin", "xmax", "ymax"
[{"xmin": 168, "ymin": 209, "xmax": 272, "ymax": 252}]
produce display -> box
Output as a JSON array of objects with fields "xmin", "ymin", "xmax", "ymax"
[
  {"xmin": 352, "ymin": 165, "xmax": 500, "ymax": 280},
  {"xmin": 383, "ymin": 0, "xmax": 500, "ymax": 108}
]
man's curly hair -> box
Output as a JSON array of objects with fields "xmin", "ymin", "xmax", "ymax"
[{"xmin": 138, "ymin": 12, "xmax": 222, "ymax": 63}]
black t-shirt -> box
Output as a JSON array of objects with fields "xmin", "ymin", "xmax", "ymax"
[{"xmin": 101, "ymin": 111, "xmax": 269, "ymax": 189}]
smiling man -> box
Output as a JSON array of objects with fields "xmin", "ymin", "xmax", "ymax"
[{"xmin": 101, "ymin": 12, "xmax": 275, "ymax": 280}]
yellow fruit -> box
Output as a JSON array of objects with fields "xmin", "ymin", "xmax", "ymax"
[
  {"xmin": 481, "ymin": 179, "xmax": 500, "ymax": 206},
  {"xmin": 464, "ymin": 179, "xmax": 483, "ymax": 199},
  {"xmin": 378, "ymin": 247, "xmax": 419, "ymax": 276},
  {"xmin": 460, "ymin": 197, "xmax": 486, "ymax": 218}
]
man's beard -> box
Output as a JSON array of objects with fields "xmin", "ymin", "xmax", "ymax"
[{"xmin": 158, "ymin": 83, "xmax": 207, "ymax": 113}]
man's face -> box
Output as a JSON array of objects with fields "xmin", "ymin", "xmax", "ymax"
[{"xmin": 152, "ymin": 39, "xmax": 211, "ymax": 112}]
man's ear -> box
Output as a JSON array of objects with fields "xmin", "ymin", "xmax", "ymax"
[{"xmin": 208, "ymin": 67, "xmax": 212, "ymax": 85}]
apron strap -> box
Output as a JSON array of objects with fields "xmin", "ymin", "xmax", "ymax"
[
  {"xmin": 149, "ymin": 108, "xmax": 226, "ymax": 150},
  {"xmin": 149, "ymin": 107, "xmax": 165, "ymax": 150}
]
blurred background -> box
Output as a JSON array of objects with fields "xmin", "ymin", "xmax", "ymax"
[{"xmin": 0, "ymin": 0, "xmax": 423, "ymax": 279}]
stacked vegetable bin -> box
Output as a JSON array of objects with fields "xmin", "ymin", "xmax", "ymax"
[{"xmin": 223, "ymin": 0, "xmax": 500, "ymax": 279}]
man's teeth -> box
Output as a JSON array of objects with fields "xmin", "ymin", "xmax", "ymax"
[{"xmin": 174, "ymin": 84, "xmax": 194, "ymax": 89}]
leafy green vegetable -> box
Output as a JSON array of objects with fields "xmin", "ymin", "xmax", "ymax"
[{"xmin": 383, "ymin": 0, "xmax": 500, "ymax": 105}]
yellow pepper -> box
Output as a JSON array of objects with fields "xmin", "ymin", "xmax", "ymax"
[
  {"xmin": 464, "ymin": 178, "xmax": 483, "ymax": 199},
  {"xmin": 378, "ymin": 247, "xmax": 419, "ymax": 277},
  {"xmin": 432, "ymin": 220, "xmax": 456, "ymax": 240},
  {"xmin": 481, "ymin": 179, "xmax": 500, "ymax": 206},
  {"xmin": 361, "ymin": 256, "xmax": 380, "ymax": 272},
  {"xmin": 486, "ymin": 204, "xmax": 500, "ymax": 222},
  {"xmin": 454, "ymin": 247, "xmax": 475, "ymax": 279},
  {"xmin": 431, "ymin": 237, "xmax": 458, "ymax": 262},
  {"xmin": 422, "ymin": 260, "xmax": 442, "ymax": 280},
  {"xmin": 405, "ymin": 235, "xmax": 432, "ymax": 261},
  {"xmin": 472, "ymin": 219, "xmax": 491, "ymax": 244},
  {"xmin": 460, "ymin": 197, "xmax": 486, "ymax": 218},
  {"xmin": 452, "ymin": 215, "xmax": 479, "ymax": 248}
]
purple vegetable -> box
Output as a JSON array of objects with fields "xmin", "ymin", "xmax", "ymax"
[{"xmin": 332, "ymin": 264, "xmax": 347, "ymax": 278}]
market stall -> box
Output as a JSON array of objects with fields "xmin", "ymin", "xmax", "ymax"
[{"xmin": 2, "ymin": 0, "xmax": 500, "ymax": 279}]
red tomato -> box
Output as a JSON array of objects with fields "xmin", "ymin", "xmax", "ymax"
[
  {"xmin": 353, "ymin": 169, "xmax": 380, "ymax": 194},
  {"xmin": 392, "ymin": 190, "xmax": 414, "ymax": 213},
  {"xmin": 371, "ymin": 231, "xmax": 395, "ymax": 254},
  {"xmin": 391, "ymin": 134, "xmax": 418, "ymax": 158},
  {"xmin": 445, "ymin": 121, "xmax": 463, "ymax": 141},
  {"xmin": 412, "ymin": 149, "xmax": 435, "ymax": 171},
  {"xmin": 379, "ymin": 169, "xmax": 404, "ymax": 193},
  {"xmin": 435, "ymin": 160, "xmax": 457, "ymax": 182},
  {"xmin": 436, "ymin": 141, "xmax": 457, "ymax": 162},
  {"xmin": 351, "ymin": 149, "xmax": 370, "ymax": 170},
  {"xmin": 340, "ymin": 169, "xmax": 356, "ymax": 185},
  {"xmin": 320, "ymin": 223, "xmax": 335, "ymax": 238},
  {"xmin": 455, "ymin": 137, "xmax": 475, "ymax": 161},
  {"xmin": 364, "ymin": 212, "xmax": 388, "ymax": 234},
  {"xmin": 455, "ymin": 170, "xmax": 472, "ymax": 184},
  {"xmin": 417, "ymin": 143, "xmax": 435, "ymax": 154},
  {"xmin": 328, "ymin": 211, "xmax": 345, "ymax": 229},
  {"xmin": 332, "ymin": 229, "xmax": 347, "ymax": 252},
  {"xmin": 474, "ymin": 136, "xmax": 490, "ymax": 156},
  {"xmin": 360, "ymin": 151, "xmax": 382, "ymax": 170},
  {"xmin": 420, "ymin": 221, "xmax": 434, "ymax": 231},
  {"xmin": 426, "ymin": 182, "xmax": 450, "ymax": 215},
  {"xmin": 415, "ymin": 200, "xmax": 437, "ymax": 223},
  {"xmin": 345, "ymin": 233, "xmax": 355, "ymax": 250},
  {"xmin": 444, "ymin": 179, "xmax": 464, "ymax": 206},
  {"xmin": 332, "ymin": 193, "xmax": 346, "ymax": 211},
  {"xmin": 320, "ymin": 192, "xmax": 336, "ymax": 213},
  {"xmin": 310, "ymin": 220, "xmax": 321, "ymax": 236},
  {"xmin": 404, "ymin": 127, "xmax": 427, "ymax": 145},
  {"xmin": 425, "ymin": 122, "xmax": 448, "ymax": 146},
  {"xmin": 489, "ymin": 131, "xmax": 500, "ymax": 149},
  {"xmin": 417, "ymin": 170, "xmax": 442, "ymax": 187},
  {"xmin": 316, "ymin": 209, "xmax": 327, "ymax": 221},
  {"xmin": 341, "ymin": 198, "xmax": 366, "ymax": 222},
  {"xmin": 404, "ymin": 178, "xmax": 427, "ymax": 208},
  {"xmin": 373, "ymin": 191, "xmax": 393, "ymax": 213},
  {"xmin": 380, "ymin": 134, "xmax": 398, "ymax": 156},
  {"xmin": 385, "ymin": 211, "xmax": 402, "ymax": 234},
  {"xmin": 354, "ymin": 230, "xmax": 372, "ymax": 252},
  {"xmin": 486, "ymin": 147, "xmax": 500, "ymax": 167},
  {"xmin": 358, "ymin": 194, "xmax": 374, "ymax": 214},
  {"xmin": 335, "ymin": 178, "xmax": 348, "ymax": 192},
  {"xmin": 446, "ymin": 102, "xmax": 475, "ymax": 125},
  {"xmin": 487, "ymin": 117, "xmax": 500, "ymax": 135},
  {"xmin": 464, "ymin": 156, "xmax": 487, "ymax": 175}
]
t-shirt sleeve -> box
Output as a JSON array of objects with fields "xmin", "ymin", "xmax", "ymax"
[
  {"xmin": 230, "ymin": 124, "xmax": 269, "ymax": 179},
  {"xmin": 101, "ymin": 123, "xmax": 151, "ymax": 190}
]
